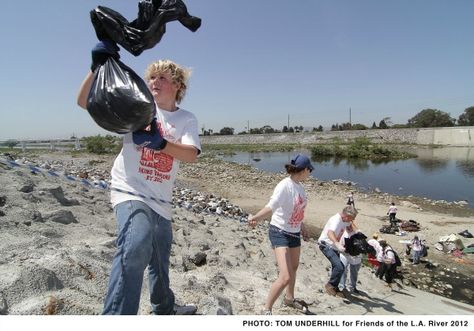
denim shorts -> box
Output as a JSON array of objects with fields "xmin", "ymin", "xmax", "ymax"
[{"xmin": 268, "ymin": 225, "xmax": 301, "ymax": 248}]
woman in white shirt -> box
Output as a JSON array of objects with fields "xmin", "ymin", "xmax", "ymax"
[
  {"xmin": 248, "ymin": 154, "xmax": 313, "ymax": 315},
  {"xmin": 411, "ymin": 235, "xmax": 423, "ymax": 265}
]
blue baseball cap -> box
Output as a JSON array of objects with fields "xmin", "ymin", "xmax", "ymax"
[{"xmin": 290, "ymin": 154, "xmax": 314, "ymax": 171}]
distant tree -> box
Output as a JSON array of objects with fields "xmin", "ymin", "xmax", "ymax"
[
  {"xmin": 371, "ymin": 122, "xmax": 377, "ymax": 129},
  {"xmin": 261, "ymin": 125, "xmax": 275, "ymax": 134},
  {"xmin": 331, "ymin": 124, "xmax": 340, "ymax": 131},
  {"xmin": 219, "ymin": 127, "xmax": 234, "ymax": 135},
  {"xmin": 458, "ymin": 106, "xmax": 474, "ymax": 126},
  {"xmin": 351, "ymin": 123, "xmax": 367, "ymax": 130},
  {"xmin": 282, "ymin": 125, "xmax": 289, "ymax": 133},
  {"xmin": 408, "ymin": 108, "xmax": 455, "ymax": 127},
  {"xmin": 237, "ymin": 131, "xmax": 248, "ymax": 135},
  {"xmin": 340, "ymin": 122, "xmax": 352, "ymax": 131},
  {"xmin": 312, "ymin": 125, "xmax": 323, "ymax": 132},
  {"xmin": 383, "ymin": 117, "xmax": 393, "ymax": 126},
  {"xmin": 379, "ymin": 119, "xmax": 388, "ymax": 129},
  {"xmin": 288, "ymin": 127, "xmax": 294, "ymax": 133},
  {"xmin": 250, "ymin": 128, "xmax": 262, "ymax": 134},
  {"xmin": 4, "ymin": 139, "xmax": 19, "ymax": 149}
]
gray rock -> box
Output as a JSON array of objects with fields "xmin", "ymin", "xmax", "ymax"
[
  {"xmin": 45, "ymin": 210, "xmax": 78, "ymax": 225},
  {"xmin": 192, "ymin": 252, "xmax": 207, "ymax": 266},
  {"xmin": 22, "ymin": 193, "xmax": 41, "ymax": 203},
  {"xmin": 31, "ymin": 211, "xmax": 43, "ymax": 223},
  {"xmin": 49, "ymin": 187, "xmax": 80, "ymax": 206},
  {"xmin": 199, "ymin": 295, "xmax": 233, "ymax": 315},
  {"xmin": 19, "ymin": 183, "xmax": 35, "ymax": 193}
]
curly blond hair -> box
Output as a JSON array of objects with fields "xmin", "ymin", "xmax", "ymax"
[{"xmin": 144, "ymin": 60, "xmax": 191, "ymax": 104}]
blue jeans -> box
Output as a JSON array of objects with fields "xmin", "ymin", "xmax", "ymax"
[
  {"xmin": 103, "ymin": 200, "xmax": 174, "ymax": 315},
  {"xmin": 319, "ymin": 244, "xmax": 345, "ymax": 288},
  {"xmin": 412, "ymin": 249, "xmax": 422, "ymax": 264},
  {"xmin": 339, "ymin": 262, "xmax": 361, "ymax": 290}
]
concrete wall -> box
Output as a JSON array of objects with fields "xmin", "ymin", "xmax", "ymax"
[
  {"xmin": 416, "ymin": 127, "xmax": 474, "ymax": 147},
  {"xmin": 201, "ymin": 127, "xmax": 474, "ymax": 147}
]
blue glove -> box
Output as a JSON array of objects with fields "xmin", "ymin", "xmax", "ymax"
[
  {"xmin": 91, "ymin": 40, "xmax": 120, "ymax": 72},
  {"xmin": 132, "ymin": 120, "xmax": 168, "ymax": 150}
]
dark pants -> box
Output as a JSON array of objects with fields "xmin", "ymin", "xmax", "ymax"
[
  {"xmin": 389, "ymin": 213, "xmax": 397, "ymax": 224},
  {"xmin": 319, "ymin": 244, "xmax": 345, "ymax": 288},
  {"xmin": 380, "ymin": 263, "xmax": 396, "ymax": 283},
  {"xmin": 375, "ymin": 263, "xmax": 385, "ymax": 279}
]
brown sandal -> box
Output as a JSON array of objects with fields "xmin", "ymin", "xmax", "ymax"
[{"xmin": 283, "ymin": 297, "xmax": 309, "ymax": 310}]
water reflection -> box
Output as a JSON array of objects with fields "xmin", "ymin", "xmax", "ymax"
[
  {"xmin": 415, "ymin": 159, "xmax": 449, "ymax": 172},
  {"xmin": 220, "ymin": 147, "xmax": 474, "ymax": 207},
  {"xmin": 456, "ymin": 160, "xmax": 474, "ymax": 177}
]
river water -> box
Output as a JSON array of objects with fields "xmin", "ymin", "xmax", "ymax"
[{"xmin": 219, "ymin": 147, "xmax": 474, "ymax": 208}]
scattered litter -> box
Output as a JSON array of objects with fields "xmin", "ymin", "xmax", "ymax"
[{"xmin": 458, "ymin": 229, "xmax": 473, "ymax": 238}]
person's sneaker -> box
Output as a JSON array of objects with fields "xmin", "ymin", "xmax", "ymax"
[
  {"xmin": 261, "ymin": 309, "xmax": 272, "ymax": 315},
  {"xmin": 351, "ymin": 288, "xmax": 360, "ymax": 295},
  {"xmin": 173, "ymin": 304, "xmax": 198, "ymax": 315},
  {"xmin": 325, "ymin": 283, "xmax": 337, "ymax": 296}
]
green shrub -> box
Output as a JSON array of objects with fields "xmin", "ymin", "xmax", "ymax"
[{"xmin": 83, "ymin": 135, "xmax": 121, "ymax": 155}]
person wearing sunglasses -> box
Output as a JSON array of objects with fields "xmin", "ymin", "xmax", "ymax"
[{"xmin": 248, "ymin": 154, "xmax": 314, "ymax": 315}]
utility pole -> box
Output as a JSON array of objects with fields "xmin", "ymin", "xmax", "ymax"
[
  {"xmin": 247, "ymin": 120, "xmax": 250, "ymax": 134},
  {"xmin": 288, "ymin": 114, "xmax": 290, "ymax": 130},
  {"xmin": 349, "ymin": 107, "xmax": 352, "ymax": 127}
]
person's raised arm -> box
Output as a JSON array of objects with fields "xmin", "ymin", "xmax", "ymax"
[
  {"xmin": 77, "ymin": 72, "xmax": 94, "ymax": 109},
  {"xmin": 77, "ymin": 40, "xmax": 120, "ymax": 110}
]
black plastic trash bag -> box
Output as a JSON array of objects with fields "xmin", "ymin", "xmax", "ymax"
[
  {"xmin": 344, "ymin": 232, "xmax": 375, "ymax": 256},
  {"xmin": 87, "ymin": 57, "xmax": 156, "ymax": 134},
  {"xmin": 91, "ymin": 0, "xmax": 201, "ymax": 56},
  {"xmin": 458, "ymin": 229, "xmax": 473, "ymax": 238}
]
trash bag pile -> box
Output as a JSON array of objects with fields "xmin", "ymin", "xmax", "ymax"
[
  {"xmin": 399, "ymin": 219, "xmax": 420, "ymax": 232},
  {"xmin": 87, "ymin": 0, "xmax": 201, "ymax": 134},
  {"xmin": 379, "ymin": 223, "xmax": 399, "ymax": 235}
]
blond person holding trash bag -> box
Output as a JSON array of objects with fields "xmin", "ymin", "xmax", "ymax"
[{"xmin": 77, "ymin": 40, "xmax": 201, "ymax": 314}]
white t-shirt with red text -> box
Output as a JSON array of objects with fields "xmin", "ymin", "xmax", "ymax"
[
  {"xmin": 318, "ymin": 213, "xmax": 347, "ymax": 249},
  {"xmin": 110, "ymin": 107, "xmax": 201, "ymax": 219},
  {"xmin": 265, "ymin": 177, "xmax": 307, "ymax": 233}
]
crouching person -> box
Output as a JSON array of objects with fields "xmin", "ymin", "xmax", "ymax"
[{"xmin": 318, "ymin": 205, "xmax": 358, "ymax": 298}]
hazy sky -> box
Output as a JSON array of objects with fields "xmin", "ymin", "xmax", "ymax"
[{"xmin": 1, "ymin": 0, "xmax": 473, "ymax": 140}]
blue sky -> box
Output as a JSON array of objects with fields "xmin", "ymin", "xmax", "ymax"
[{"xmin": 0, "ymin": 0, "xmax": 473, "ymax": 140}]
